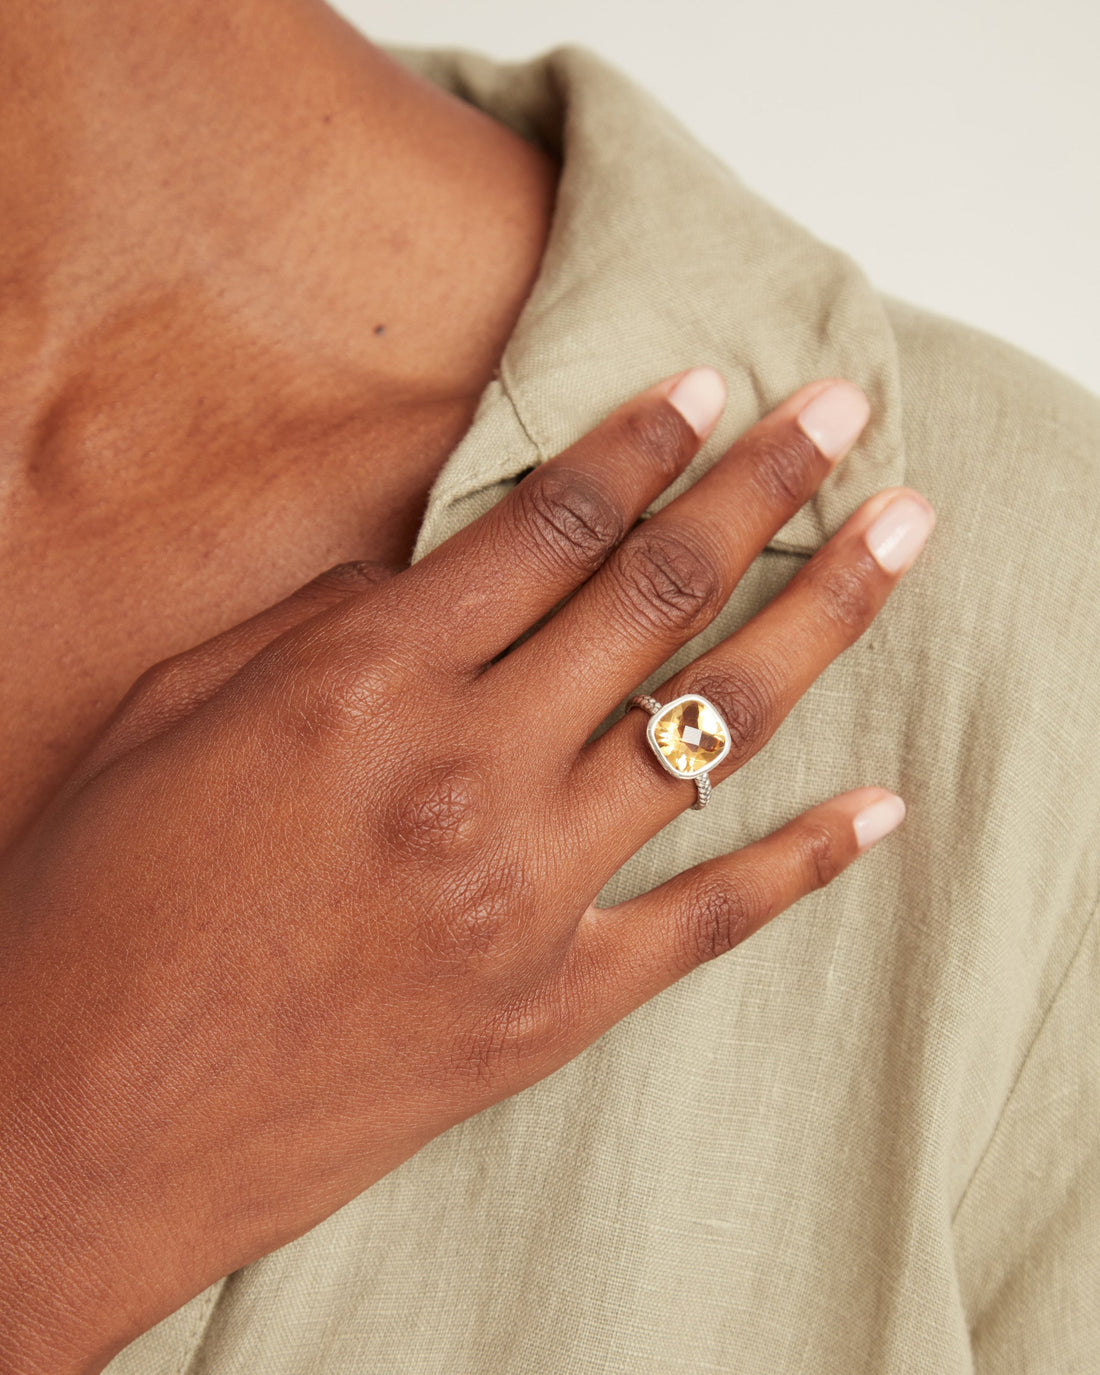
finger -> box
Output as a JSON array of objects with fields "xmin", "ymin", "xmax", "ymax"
[
  {"xmin": 490, "ymin": 377, "xmax": 872, "ymax": 744},
  {"xmin": 371, "ymin": 368, "xmax": 728, "ymax": 670},
  {"xmin": 571, "ymin": 486, "xmax": 935, "ymax": 870},
  {"xmin": 69, "ymin": 560, "xmax": 400, "ymax": 783},
  {"xmin": 559, "ymin": 787, "xmax": 905, "ymax": 1036}
]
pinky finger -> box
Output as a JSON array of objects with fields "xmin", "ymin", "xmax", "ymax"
[{"xmin": 562, "ymin": 787, "xmax": 905, "ymax": 1033}]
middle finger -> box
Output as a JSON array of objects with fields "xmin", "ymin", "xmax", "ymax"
[
  {"xmin": 491, "ymin": 378, "xmax": 871, "ymax": 747},
  {"xmin": 571, "ymin": 482, "xmax": 935, "ymax": 871}
]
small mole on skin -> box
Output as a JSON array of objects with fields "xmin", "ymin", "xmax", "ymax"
[
  {"xmin": 373, "ymin": 324, "xmax": 386, "ymax": 336},
  {"xmin": 322, "ymin": 113, "xmax": 333, "ymax": 125}
]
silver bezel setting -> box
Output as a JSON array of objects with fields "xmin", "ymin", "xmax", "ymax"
[{"xmin": 643, "ymin": 693, "xmax": 732, "ymax": 780}]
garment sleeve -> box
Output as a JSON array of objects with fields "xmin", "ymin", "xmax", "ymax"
[{"xmin": 951, "ymin": 903, "xmax": 1099, "ymax": 1372}]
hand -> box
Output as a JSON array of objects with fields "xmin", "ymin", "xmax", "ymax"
[{"xmin": 0, "ymin": 367, "xmax": 933, "ymax": 1374}]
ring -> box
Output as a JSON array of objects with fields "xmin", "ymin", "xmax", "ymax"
[{"xmin": 627, "ymin": 693, "xmax": 732, "ymax": 810}]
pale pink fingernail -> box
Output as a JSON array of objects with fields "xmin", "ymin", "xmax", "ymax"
[
  {"xmin": 865, "ymin": 495, "xmax": 936, "ymax": 573},
  {"xmin": 796, "ymin": 381, "xmax": 871, "ymax": 463},
  {"xmin": 853, "ymin": 794, "xmax": 907, "ymax": 851},
  {"xmin": 667, "ymin": 367, "xmax": 727, "ymax": 439}
]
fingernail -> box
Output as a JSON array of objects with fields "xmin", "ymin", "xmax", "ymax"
[
  {"xmin": 853, "ymin": 793, "xmax": 906, "ymax": 851},
  {"xmin": 667, "ymin": 367, "xmax": 727, "ymax": 439},
  {"xmin": 865, "ymin": 495, "xmax": 936, "ymax": 574},
  {"xmin": 796, "ymin": 381, "xmax": 871, "ymax": 463}
]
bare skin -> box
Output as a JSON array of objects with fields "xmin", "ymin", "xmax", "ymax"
[
  {"xmin": 0, "ymin": 0, "xmax": 558, "ymax": 849},
  {"xmin": 0, "ymin": 4, "xmax": 937, "ymax": 1373}
]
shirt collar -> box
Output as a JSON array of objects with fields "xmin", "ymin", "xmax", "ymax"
[{"xmin": 392, "ymin": 44, "xmax": 906, "ymax": 560}]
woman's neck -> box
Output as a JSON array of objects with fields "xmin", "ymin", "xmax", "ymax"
[{"xmin": 0, "ymin": 0, "xmax": 558, "ymax": 467}]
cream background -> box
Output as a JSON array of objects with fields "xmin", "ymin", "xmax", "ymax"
[{"xmin": 332, "ymin": 0, "xmax": 1100, "ymax": 396}]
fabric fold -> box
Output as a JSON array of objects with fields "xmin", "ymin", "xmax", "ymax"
[{"xmin": 393, "ymin": 43, "xmax": 907, "ymax": 560}]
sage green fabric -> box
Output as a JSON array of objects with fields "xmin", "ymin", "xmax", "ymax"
[{"xmin": 106, "ymin": 44, "xmax": 1100, "ymax": 1375}]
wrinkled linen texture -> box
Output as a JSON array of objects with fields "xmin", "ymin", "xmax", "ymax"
[{"xmin": 105, "ymin": 43, "xmax": 1100, "ymax": 1375}]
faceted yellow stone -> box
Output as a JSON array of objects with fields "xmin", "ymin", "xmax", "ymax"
[{"xmin": 651, "ymin": 696, "xmax": 728, "ymax": 776}]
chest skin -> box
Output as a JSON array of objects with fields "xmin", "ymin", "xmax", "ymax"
[{"xmin": 0, "ymin": 352, "xmax": 473, "ymax": 853}]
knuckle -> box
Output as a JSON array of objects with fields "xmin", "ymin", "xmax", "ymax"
[
  {"xmin": 613, "ymin": 404, "xmax": 693, "ymax": 479},
  {"xmin": 117, "ymin": 653, "xmax": 204, "ymax": 729},
  {"xmin": 267, "ymin": 641, "xmax": 401, "ymax": 751},
  {"xmin": 794, "ymin": 820, "xmax": 845, "ymax": 891},
  {"xmin": 428, "ymin": 855, "xmax": 523, "ymax": 969},
  {"xmin": 308, "ymin": 560, "xmax": 402, "ymax": 596},
  {"xmin": 126, "ymin": 656, "xmax": 186, "ymax": 707},
  {"xmin": 465, "ymin": 991, "xmax": 563, "ymax": 1087},
  {"xmin": 746, "ymin": 431, "xmax": 819, "ymax": 509},
  {"xmin": 688, "ymin": 659, "xmax": 777, "ymax": 767},
  {"xmin": 388, "ymin": 762, "xmax": 486, "ymax": 858},
  {"xmin": 439, "ymin": 890, "xmax": 509, "ymax": 964},
  {"xmin": 308, "ymin": 656, "xmax": 392, "ymax": 734},
  {"xmin": 616, "ymin": 524, "xmax": 724, "ymax": 637},
  {"xmin": 682, "ymin": 872, "xmax": 762, "ymax": 966},
  {"xmin": 804, "ymin": 556, "xmax": 879, "ymax": 633},
  {"xmin": 515, "ymin": 465, "xmax": 625, "ymax": 578}
]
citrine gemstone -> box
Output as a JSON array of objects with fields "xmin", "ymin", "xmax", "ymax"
[{"xmin": 650, "ymin": 696, "xmax": 728, "ymax": 775}]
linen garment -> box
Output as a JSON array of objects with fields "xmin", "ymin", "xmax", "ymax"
[{"xmin": 106, "ymin": 44, "xmax": 1100, "ymax": 1375}]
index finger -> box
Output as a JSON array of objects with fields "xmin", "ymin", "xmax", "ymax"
[{"xmin": 390, "ymin": 368, "xmax": 729, "ymax": 670}]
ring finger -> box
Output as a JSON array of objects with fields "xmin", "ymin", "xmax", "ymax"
[
  {"xmin": 492, "ymin": 377, "xmax": 871, "ymax": 745},
  {"xmin": 569, "ymin": 484, "xmax": 936, "ymax": 873}
]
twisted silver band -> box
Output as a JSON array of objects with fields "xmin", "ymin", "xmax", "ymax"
[{"xmin": 627, "ymin": 694, "xmax": 721, "ymax": 810}]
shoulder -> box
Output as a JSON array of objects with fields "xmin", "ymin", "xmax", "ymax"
[
  {"xmin": 885, "ymin": 292, "xmax": 1100, "ymax": 511},
  {"xmin": 883, "ymin": 292, "xmax": 1100, "ymax": 675},
  {"xmin": 877, "ymin": 289, "xmax": 1100, "ymax": 832},
  {"xmin": 876, "ymin": 300, "xmax": 1099, "ymax": 1141}
]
